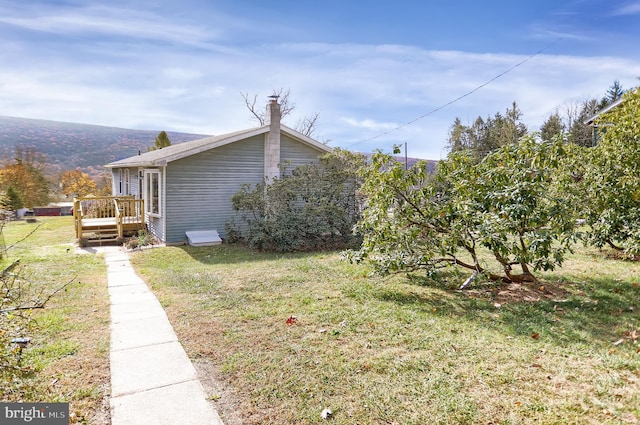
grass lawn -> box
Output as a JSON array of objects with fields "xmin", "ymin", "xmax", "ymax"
[
  {"xmin": 0, "ymin": 217, "xmax": 110, "ymax": 424},
  {"xmin": 130, "ymin": 244, "xmax": 640, "ymax": 425}
]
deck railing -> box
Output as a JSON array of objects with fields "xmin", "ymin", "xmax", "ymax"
[
  {"xmin": 115, "ymin": 198, "xmax": 145, "ymax": 236},
  {"xmin": 74, "ymin": 196, "xmax": 144, "ymax": 238}
]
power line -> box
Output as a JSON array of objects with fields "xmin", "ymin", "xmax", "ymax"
[{"xmin": 347, "ymin": 39, "xmax": 563, "ymax": 148}]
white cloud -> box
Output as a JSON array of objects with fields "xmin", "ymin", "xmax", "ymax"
[
  {"xmin": 0, "ymin": 2, "xmax": 229, "ymax": 46},
  {"xmin": 612, "ymin": 2, "xmax": 640, "ymax": 15},
  {"xmin": 2, "ymin": 28, "xmax": 640, "ymax": 161},
  {"xmin": 341, "ymin": 118, "xmax": 398, "ymax": 131}
]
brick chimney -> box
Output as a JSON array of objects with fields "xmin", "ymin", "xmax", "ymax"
[{"xmin": 264, "ymin": 96, "xmax": 281, "ymax": 180}]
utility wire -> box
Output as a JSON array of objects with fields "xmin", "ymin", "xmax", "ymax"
[{"xmin": 347, "ymin": 39, "xmax": 562, "ymax": 148}]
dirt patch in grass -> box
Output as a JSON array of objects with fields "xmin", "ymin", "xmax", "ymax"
[
  {"xmin": 191, "ymin": 358, "xmax": 246, "ymax": 425},
  {"xmin": 465, "ymin": 280, "xmax": 570, "ymax": 304}
]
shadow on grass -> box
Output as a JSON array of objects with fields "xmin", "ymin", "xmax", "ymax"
[
  {"xmin": 175, "ymin": 243, "xmax": 319, "ymax": 265},
  {"xmin": 369, "ymin": 274, "xmax": 640, "ymax": 350}
]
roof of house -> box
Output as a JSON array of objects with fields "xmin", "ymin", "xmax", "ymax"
[
  {"xmin": 584, "ymin": 97, "xmax": 625, "ymax": 125},
  {"xmin": 104, "ymin": 124, "xmax": 332, "ymax": 168}
]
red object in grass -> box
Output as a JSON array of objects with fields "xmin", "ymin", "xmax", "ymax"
[{"xmin": 286, "ymin": 315, "xmax": 297, "ymax": 325}]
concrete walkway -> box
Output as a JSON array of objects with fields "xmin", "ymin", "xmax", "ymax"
[{"xmin": 102, "ymin": 247, "xmax": 224, "ymax": 425}]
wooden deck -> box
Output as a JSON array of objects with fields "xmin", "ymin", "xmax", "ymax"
[{"xmin": 74, "ymin": 197, "xmax": 145, "ymax": 243}]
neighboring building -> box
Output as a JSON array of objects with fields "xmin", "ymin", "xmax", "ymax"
[
  {"xmin": 584, "ymin": 97, "xmax": 625, "ymax": 146},
  {"xmin": 104, "ymin": 98, "xmax": 332, "ymax": 245}
]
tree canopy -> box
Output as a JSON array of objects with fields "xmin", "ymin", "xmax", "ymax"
[
  {"xmin": 61, "ymin": 169, "xmax": 97, "ymax": 197},
  {"xmin": 147, "ymin": 130, "xmax": 172, "ymax": 151},
  {"xmin": 447, "ymin": 102, "xmax": 527, "ymax": 159},
  {"xmin": 349, "ymin": 135, "xmax": 581, "ymax": 283},
  {"xmin": 0, "ymin": 147, "xmax": 50, "ymax": 208},
  {"xmin": 581, "ymin": 87, "xmax": 640, "ymax": 254}
]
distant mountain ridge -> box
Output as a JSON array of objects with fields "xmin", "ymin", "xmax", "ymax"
[
  {"xmin": 0, "ymin": 116, "xmax": 436, "ymax": 182},
  {"xmin": 0, "ymin": 115, "xmax": 209, "ymax": 178}
]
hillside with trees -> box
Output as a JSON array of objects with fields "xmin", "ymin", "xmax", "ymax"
[{"xmin": 0, "ymin": 116, "xmax": 207, "ymax": 180}]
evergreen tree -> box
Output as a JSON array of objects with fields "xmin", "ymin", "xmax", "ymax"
[
  {"xmin": 598, "ymin": 80, "xmax": 624, "ymax": 109},
  {"xmin": 540, "ymin": 111, "xmax": 565, "ymax": 142},
  {"xmin": 568, "ymin": 98, "xmax": 598, "ymax": 147},
  {"xmin": 446, "ymin": 102, "xmax": 527, "ymax": 160},
  {"xmin": 148, "ymin": 131, "xmax": 172, "ymax": 151},
  {"xmin": 3, "ymin": 186, "xmax": 24, "ymax": 211}
]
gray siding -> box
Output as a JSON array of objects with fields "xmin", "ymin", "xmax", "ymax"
[
  {"xmin": 164, "ymin": 135, "xmax": 265, "ymax": 243},
  {"xmin": 147, "ymin": 215, "xmax": 165, "ymax": 242},
  {"xmin": 280, "ymin": 135, "xmax": 326, "ymax": 169}
]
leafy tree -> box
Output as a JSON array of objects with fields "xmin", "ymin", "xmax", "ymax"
[
  {"xmin": 227, "ymin": 149, "xmax": 365, "ymax": 252},
  {"xmin": 61, "ymin": 170, "xmax": 97, "ymax": 197},
  {"xmin": 581, "ymin": 88, "xmax": 640, "ymax": 254},
  {"xmin": 0, "ymin": 164, "xmax": 49, "ymax": 208},
  {"xmin": 349, "ymin": 136, "xmax": 580, "ymax": 284},
  {"xmin": 0, "ymin": 147, "xmax": 50, "ymax": 208},
  {"xmin": 147, "ymin": 130, "xmax": 172, "ymax": 151},
  {"xmin": 540, "ymin": 111, "xmax": 565, "ymax": 142}
]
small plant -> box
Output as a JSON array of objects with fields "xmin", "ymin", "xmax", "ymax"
[
  {"xmin": 124, "ymin": 229, "xmax": 155, "ymax": 250},
  {"xmin": 137, "ymin": 229, "xmax": 150, "ymax": 246}
]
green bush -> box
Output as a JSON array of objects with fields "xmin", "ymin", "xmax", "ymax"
[{"xmin": 227, "ymin": 149, "xmax": 365, "ymax": 252}]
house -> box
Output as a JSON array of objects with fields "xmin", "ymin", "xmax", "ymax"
[
  {"xmin": 584, "ymin": 97, "xmax": 625, "ymax": 146},
  {"xmin": 103, "ymin": 98, "xmax": 332, "ymax": 245}
]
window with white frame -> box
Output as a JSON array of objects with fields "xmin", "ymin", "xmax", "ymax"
[
  {"xmin": 124, "ymin": 169, "xmax": 130, "ymax": 195},
  {"xmin": 144, "ymin": 169, "xmax": 161, "ymax": 216}
]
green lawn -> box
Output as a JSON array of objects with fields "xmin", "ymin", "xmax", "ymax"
[
  {"xmin": 130, "ymin": 244, "xmax": 640, "ymax": 425},
  {"xmin": 0, "ymin": 217, "xmax": 110, "ymax": 425}
]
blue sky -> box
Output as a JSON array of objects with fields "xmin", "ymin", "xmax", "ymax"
[{"xmin": 1, "ymin": 0, "xmax": 639, "ymax": 160}]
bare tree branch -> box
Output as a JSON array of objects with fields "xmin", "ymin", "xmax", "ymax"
[
  {"xmin": 241, "ymin": 88, "xmax": 297, "ymax": 125},
  {"xmin": 0, "ymin": 275, "xmax": 77, "ymax": 313},
  {"xmin": 295, "ymin": 112, "xmax": 320, "ymax": 137},
  {"xmin": 273, "ymin": 88, "xmax": 295, "ymax": 119},
  {"xmin": 241, "ymin": 92, "xmax": 265, "ymax": 125},
  {"xmin": 2, "ymin": 222, "xmax": 43, "ymax": 254}
]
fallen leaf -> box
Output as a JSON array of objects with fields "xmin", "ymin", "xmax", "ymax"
[
  {"xmin": 531, "ymin": 333, "xmax": 540, "ymax": 339},
  {"xmin": 286, "ymin": 315, "xmax": 297, "ymax": 325},
  {"xmin": 539, "ymin": 286, "xmax": 545, "ymax": 291},
  {"xmin": 515, "ymin": 401, "xmax": 522, "ymax": 406},
  {"xmin": 531, "ymin": 364, "xmax": 543, "ymax": 368}
]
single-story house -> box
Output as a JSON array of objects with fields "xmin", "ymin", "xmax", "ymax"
[
  {"xmin": 104, "ymin": 98, "xmax": 332, "ymax": 245},
  {"xmin": 584, "ymin": 96, "xmax": 625, "ymax": 146}
]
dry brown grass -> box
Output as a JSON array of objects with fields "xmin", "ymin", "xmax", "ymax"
[{"xmin": 131, "ymin": 244, "xmax": 640, "ymax": 424}]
